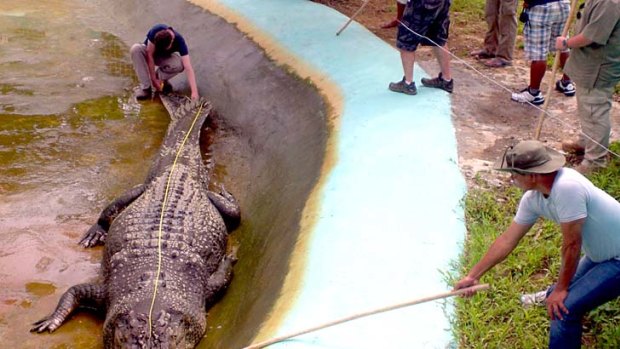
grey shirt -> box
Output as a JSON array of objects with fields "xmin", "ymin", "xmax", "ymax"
[
  {"xmin": 564, "ymin": 0, "xmax": 620, "ymax": 89},
  {"xmin": 514, "ymin": 168, "xmax": 620, "ymax": 262}
]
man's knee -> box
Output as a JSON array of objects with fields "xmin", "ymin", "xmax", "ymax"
[{"xmin": 549, "ymin": 316, "xmax": 582, "ymax": 349}]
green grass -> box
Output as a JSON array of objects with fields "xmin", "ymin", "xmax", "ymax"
[{"xmin": 449, "ymin": 142, "xmax": 620, "ymax": 348}]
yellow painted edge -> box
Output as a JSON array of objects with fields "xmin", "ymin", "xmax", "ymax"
[{"xmin": 187, "ymin": 0, "xmax": 343, "ymax": 344}]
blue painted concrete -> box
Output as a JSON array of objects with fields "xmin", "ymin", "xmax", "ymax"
[{"xmin": 210, "ymin": 1, "xmax": 466, "ymax": 347}]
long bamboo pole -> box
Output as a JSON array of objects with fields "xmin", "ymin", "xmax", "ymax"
[
  {"xmin": 336, "ymin": 0, "xmax": 372, "ymax": 36},
  {"xmin": 534, "ymin": 0, "xmax": 581, "ymax": 139},
  {"xmin": 242, "ymin": 283, "xmax": 490, "ymax": 349}
]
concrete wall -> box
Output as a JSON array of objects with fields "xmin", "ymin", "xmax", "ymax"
[{"xmin": 100, "ymin": 0, "xmax": 329, "ymax": 347}]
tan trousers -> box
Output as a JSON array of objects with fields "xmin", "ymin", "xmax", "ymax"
[
  {"xmin": 576, "ymin": 85, "xmax": 615, "ymax": 165},
  {"xmin": 483, "ymin": 0, "xmax": 518, "ymax": 61},
  {"xmin": 130, "ymin": 44, "xmax": 184, "ymax": 90}
]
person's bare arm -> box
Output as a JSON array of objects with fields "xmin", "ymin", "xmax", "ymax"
[
  {"xmin": 181, "ymin": 55, "xmax": 199, "ymax": 99},
  {"xmin": 555, "ymin": 33, "xmax": 594, "ymax": 50},
  {"xmin": 454, "ymin": 221, "xmax": 533, "ymax": 295},
  {"xmin": 146, "ymin": 41, "xmax": 161, "ymax": 90},
  {"xmin": 546, "ymin": 218, "xmax": 584, "ymax": 320}
]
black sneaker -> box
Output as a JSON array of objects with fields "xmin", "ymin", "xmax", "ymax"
[
  {"xmin": 389, "ymin": 77, "xmax": 417, "ymax": 95},
  {"xmin": 421, "ymin": 73, "xmax": 454, "ymax": 93},
  {"xmin": 135, "ymin": 87, "xmax": 152, "ymax": 100},
  {"xmin": 555, "ymin": 79, "xmax": 576, "ymax": 97},
  {"xmin": 162, "ymin": 80, "xmax": 173, "ymax": 94}
]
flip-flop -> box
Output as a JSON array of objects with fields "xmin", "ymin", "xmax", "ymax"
[
  {"xmin": 469, "ymin": 49, "xmax": 495, "ymax": 60},
  {"xmin": 483, "ymin": 57, "xmax": 512, "ymax": 68}
]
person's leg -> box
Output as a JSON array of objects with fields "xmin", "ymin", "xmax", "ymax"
[
  {"xmin": 130, "ymin": 43, "xmax": 152, "ymax": 90},
  {"xmin": 576, "ymin": 86, "xmax": 614, "ymax": 169},
  {"xmin": 549, "ymin": 258, "xmax": 620, "ymax": 349},
  {"xmin": 390, "ymin": 1, "xmax": 420, "ymax": 95},
  {"xmin": 527, "ymin": 2, "xmax": 554, "ymax": 91},
  {"xmin": 529, "ymin": 60, "xmax": 547, "ymax": 90},
  {"xmin": 549, "ymin": 1, "xmax": 575, "ymax": 95},
  {"xmin": 547, "ymin": 256, "xmax": 598, "ymax": 296},
  {"xmin": 551, "ymin": 0, "xmax": 570, "ymax": 76},
  {"xmin": 555, "ymin": 51, "xmax": 577, "ymax": 96},
  {"xmin": 421, "ymin": 45, "xmax": 453, "ymax": 93},
  {"xmin": 389, "ymin": 49, "xmax": 417, "ymax": 95},
  {"xmin": 480, "ymin": 0, "xmax": 500, "ymax": 56},
  {"xmin": 559, "ymin": 52, "xmax": 571, "ymax": 80},
  {"xmin": 433, "ymin": 45, "xmax": 451, "ymax": 81},
  {"xmin": 154, "ymin": 52, "xmax": 184, "ymax": 82},
  {"xmin": 495, "ymin": 0, "xmax": 517, "ymax": 61},
  {"xmin": 511, "ymin": 4, "xmax": 547, "ymax": 104},
  {"xmin": 524, "ymin": 256, "xmax": 597, "ymax": 307},
  {"xmin": 401, "ymin": 50, "xmax": 416, "ymax": 83},
  {"xmin": 420, "ymin": 0, "xmax": 453, "ymax": 92}
]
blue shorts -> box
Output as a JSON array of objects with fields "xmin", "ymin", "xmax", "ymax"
[{"xmin": 396, "ymin": 0, "xmax": 451, "ymax": 51}]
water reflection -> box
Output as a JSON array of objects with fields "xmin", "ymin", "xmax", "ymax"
[{"xmin": 0, "ymin": 0, "xmax": 171, "ymax": 347}]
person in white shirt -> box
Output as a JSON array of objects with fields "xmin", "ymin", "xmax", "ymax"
[{"xmin": 455, "ymin": 140, "xmax": 620, "ymax": 349}]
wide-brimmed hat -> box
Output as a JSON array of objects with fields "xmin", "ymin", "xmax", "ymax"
[{"xmin": 495, "ymin": 140, "xmax": 566, "ymax": 174}]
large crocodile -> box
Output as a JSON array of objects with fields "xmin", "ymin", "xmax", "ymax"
[{"xmin": 31, "ymin": 95, "xmax": 241, "ymax": 349}]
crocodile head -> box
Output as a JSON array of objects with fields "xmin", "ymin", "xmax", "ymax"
[{"xmin": 107, "ymin": 309, "xmax": 203, "ymax": 349}]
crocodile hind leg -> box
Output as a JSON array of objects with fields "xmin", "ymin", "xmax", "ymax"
[
  {"xmin": 31, "ymin": 283, "xmax": 106, "ymax": 333},
  {"xmin": 79, "ymin": 184, "xmax": 146, "ymax": 247},
  {"xmin": 204, "ymin": 248, "xmax": 238, "ymax": 308},
  {"xmin": 207, "ymin": 186, "xmax": 240, "ymax": 230}
]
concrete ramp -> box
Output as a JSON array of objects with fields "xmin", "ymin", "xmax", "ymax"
[{"xmin": 94, "ymin": 0, "xmax": 465, "ymax": 348}]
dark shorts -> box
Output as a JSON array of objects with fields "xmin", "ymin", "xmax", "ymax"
[{"xmin": 396, "ymin": 0, "xmax": 451, "ymax": 51}]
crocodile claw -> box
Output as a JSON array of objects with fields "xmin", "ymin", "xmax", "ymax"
[
  {"xmin": 79, "ymin": 223, "xmax": 106, "ymax": 248},
  {"xmin": 227, "ymin": 245, "xmax": 239, "ymax": 263},
  {"xmin": 219, "ymin": 185, "xmax": 235, "ymax": 201},
  {"xmin": 31, "ymin": 316, "xmax": 62, "ymax": 333}
]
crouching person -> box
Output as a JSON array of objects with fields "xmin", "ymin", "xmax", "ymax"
[{"xmin": 130, "ymin": 24, "xmax": 199, "ymax": 100}]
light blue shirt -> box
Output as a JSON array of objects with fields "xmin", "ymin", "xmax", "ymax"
[{"xmin": 515, "ymin": 168, "xmax": 620, "ymax": 262}]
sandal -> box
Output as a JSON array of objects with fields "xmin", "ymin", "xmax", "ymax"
[
  {"xmin": 469, "ymin": 49, "xmax": 495, "ymax": 60},
  {"xmin": 483, "ymin": 57, "xmax": 512, "ymax": 68}
]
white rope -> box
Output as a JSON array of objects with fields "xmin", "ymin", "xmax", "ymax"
[{"xmin": 396, "ymin": 19, "xmax": 620, "ymax": 160}]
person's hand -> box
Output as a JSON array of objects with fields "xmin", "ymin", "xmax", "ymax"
[
  {"xmin": 152, "ymin": 78, "xmax": 163, "ymax": 91},
  {"xmin": 555, "ymin": 36, "xmax": 567, "ymax": 51},
  {"xmin": 454, "ymin": 276, "xmax": 479, "ymax": 297},
  {"xmin": 191, "ymin": 91, "xmax": 199, "ymax": 100},
  {"xmin": 546, "ymin": 288, "xmax": 569, "ymax": 320}
]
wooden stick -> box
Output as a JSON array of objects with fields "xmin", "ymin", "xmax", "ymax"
[
  {"xmin": 242, "ymin": 283, "xmax": 490, "ymax": 349},
  {"xmin": 336, "ymin": 0, "xmax": 372, "ymax": 36},
  {"xmin": 534, "ymin": 0, "xmax": 580, "ymax": 139}
]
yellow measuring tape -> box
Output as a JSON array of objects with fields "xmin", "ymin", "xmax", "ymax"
[{"xmin": 147, "ymin": 100, "xmax": 204, "ymax": 336}]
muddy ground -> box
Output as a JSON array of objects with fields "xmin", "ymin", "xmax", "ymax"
[{"xmin": 314, "ymin": 0, "xmax": 620, "ymax": 187}]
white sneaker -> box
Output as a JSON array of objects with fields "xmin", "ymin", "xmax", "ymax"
[
  {"xmin": 511, "ymin": 87, "xmax": 545, "ymax": 105},
  {"xmin": 520, "ymin": 289, "xmax": 548, "ymax": 307}
]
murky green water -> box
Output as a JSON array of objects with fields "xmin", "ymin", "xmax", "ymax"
[{"xmin": 0, "ymin": 0, "xmax": 170, "ymax": 347}]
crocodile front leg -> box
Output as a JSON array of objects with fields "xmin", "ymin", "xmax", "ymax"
[
  {"xmin": 204, "ymin": 247, "xmax": 238, "ymax": 308},
  {"xmin": 207, "ymin": 186, "xmax": 240, "ymax": 230},
  {"xmin": 31, "ymin": 283, "xmax": 106, "ymax": 333},
  {"xmin": 79, "ymin": 184, "xmax": 146, "ymax": 247}
]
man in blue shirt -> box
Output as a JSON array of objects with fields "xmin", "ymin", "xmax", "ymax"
[
  {"xmin": 455, "ymin": 140, "xmax": 620, "ymax": 348},
  {"xmin": 130, "ymin": 24, "xmax": 199, "ymax": 100}
]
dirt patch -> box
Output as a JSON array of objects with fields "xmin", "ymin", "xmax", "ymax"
[{"xmin": 313, "ymin": 0, "xmax": 620, "ymax": 187}]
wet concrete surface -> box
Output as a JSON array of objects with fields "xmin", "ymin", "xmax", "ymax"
[{"xmin": 1, "ymin": 0, "xmax": 328, "ymax": 348}]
